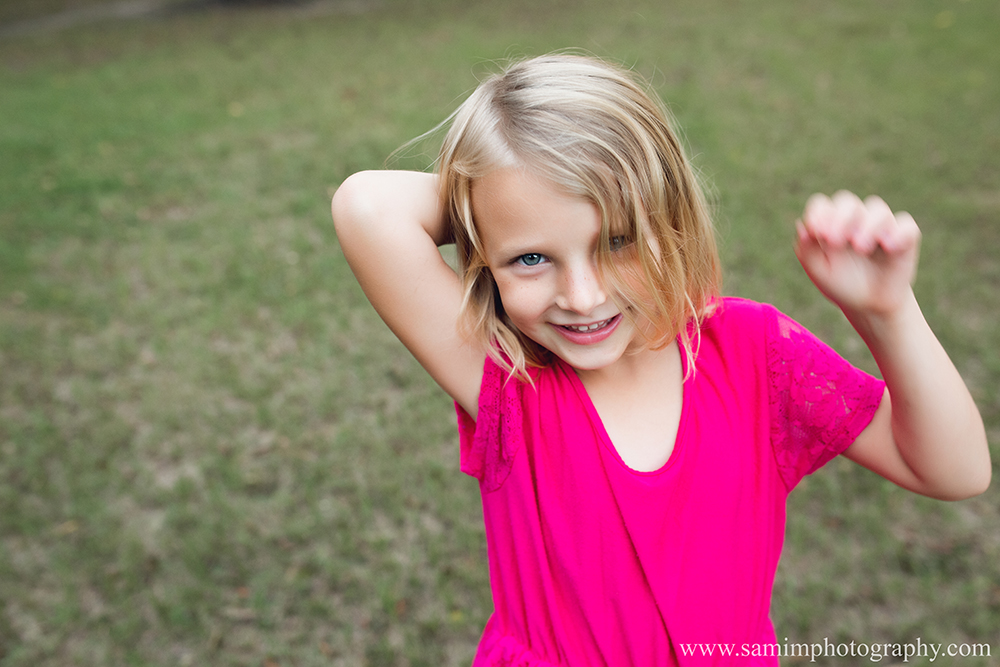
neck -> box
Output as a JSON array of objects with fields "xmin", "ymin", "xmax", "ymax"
[{"xmin": 574, "ymin": 339, "xmax": 681, "ymax": 392}]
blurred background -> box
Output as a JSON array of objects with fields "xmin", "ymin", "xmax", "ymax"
[{"xmin": 1, "ymin": 0, "xmax": 998, "ymax": 665}]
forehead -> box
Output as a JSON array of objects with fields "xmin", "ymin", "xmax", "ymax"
[{"xmin": 471, "ymin": 169, "xmax": 601, "ymax": 258}]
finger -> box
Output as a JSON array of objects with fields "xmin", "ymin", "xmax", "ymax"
[
  {"xmin": 793, "ymin": 219, "xmax": 828, "ymax": 272},
  {"xmin": 863, "ymin": 194, "xmax": 891, "ymax": 212},
  {"xmin": 803, "ymin": 193, "xmax": 831, "ymax": 226},
  {"xmin": 833, "ymin": 190, "xmax": 865, "ymax": 210},
  {"xmin": 794, "ymin": 219, "xmax": 815, "ymax": 254},
  {"xmin": 795, "ymin": 219, "xmax": 808, "ymax": 243},
  {"xmin": 802, "ymin": 193, "xmax": 837, "ymax": 245},
  {"xmin": 851, "ymin": 195, "xmax": 896, "ymax": 254},
  {"xmin": 879, "ymin": 210, "xmax": 921, "ymax": 255},
  {"xmin": 830, "ymin": 190, "xmax": 866, "ymax": 246}
]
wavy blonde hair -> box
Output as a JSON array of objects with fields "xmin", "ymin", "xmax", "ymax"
[{"xmin": 437, "ymin": 53, "xmax": 721, "ymax": 381}]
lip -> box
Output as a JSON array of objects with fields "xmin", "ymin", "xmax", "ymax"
[{"xmin": 552, "ymin": 314, "xmax": 622, "ymax": 345}]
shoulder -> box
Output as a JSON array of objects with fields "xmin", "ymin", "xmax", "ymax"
[
  {"xmin": 458, "ymin": 355, "xmax": 565, "ymax": 490},
  {"xmin": 705, "ymin": 297, "xmax": 777, "ymax": 324},
  {"xmin": 701, "ymin": 298, "xmax": 845, "ymax": 370},
  {"xmin": 685, "ymin": 298, "xmax": 777, "ymax": 379},
  {"xmin": 699, "ymin": 297, "xmax": 782, "ymax": 340},
  {"xmin": 467, "ymin": 354, "xmax": 584, "ymax": 437},
  {"xmin": 472, "ymin": 354, "xmax": 551, "ymax": 417}
]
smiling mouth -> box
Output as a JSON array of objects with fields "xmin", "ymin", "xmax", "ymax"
[
  {"xmin": 553, "ymin": 314, "xmax": 622, "ymax": 346},
  {"xmin": 559, "ymin": 317, "xmax": 617, "ymax": 333}
]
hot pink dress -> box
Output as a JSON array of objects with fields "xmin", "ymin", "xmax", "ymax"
[{"xmin": 455, "ymin": 298, "xmax": 886, "ymax": 666}]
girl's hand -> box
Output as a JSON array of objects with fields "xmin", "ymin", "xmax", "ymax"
[{"xmin": 794, "ymin": 191, "xmax": 921, "ymax": 319}]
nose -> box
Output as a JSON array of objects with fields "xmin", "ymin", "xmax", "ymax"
[{"xmin": 555, "ymin": 259, "xmax": 607, "ymax": 315}]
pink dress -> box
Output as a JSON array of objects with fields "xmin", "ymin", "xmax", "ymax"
[{"xmin": 455, "ymin": 298, "xmax": 886, "ymax": 666}]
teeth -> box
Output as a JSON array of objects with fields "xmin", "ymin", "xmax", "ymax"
[{"xmin": 565, "ymin": 318, "xmax": 612, "ymax": 332}]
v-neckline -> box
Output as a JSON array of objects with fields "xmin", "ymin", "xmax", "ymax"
[{"xmin": 559, "ymin": 339, "xmax": 691, "ymax": 476}]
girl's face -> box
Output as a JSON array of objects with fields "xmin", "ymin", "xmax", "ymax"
[{"xmin": 472, "ymin": 168, "xmax": 645, "ymax": 374}]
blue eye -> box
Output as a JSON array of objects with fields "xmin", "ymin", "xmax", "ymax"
[
  {"xmin": 609, "ymin": 235, "xmax": 631, "ymax": 251},
  {"xmin": 517, "ymin": 253, "xmax": 544, "ymax": 266}
]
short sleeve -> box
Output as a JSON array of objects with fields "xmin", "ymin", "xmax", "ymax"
[
  {"xmin": 766, "ymin": 307, "xmax": 886, "ymax": 490},
  {"xmin": 455, "ymin": 356, "xmax": 526, "ymax": 493}
]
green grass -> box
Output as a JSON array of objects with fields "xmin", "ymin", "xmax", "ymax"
[{"xmin": 1, "ymin": 0, "xmax": 998, "ymax": 664}]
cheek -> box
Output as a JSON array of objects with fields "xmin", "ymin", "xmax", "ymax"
[
  {"xmin": 494, "ymin": 278, "xmax": 549, "ymax": 327},
  {"xmin": 603, "ymin": 252, "xmax": 647, "ymax": 301}
]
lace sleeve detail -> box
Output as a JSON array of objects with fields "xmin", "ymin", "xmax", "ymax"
[
  {"xmin": 766, "ymin": 307, "xmax": 886, "ymax": 491},
  {"xmin": 455, "ymin": 357, "xmax": 526, "ymax": 493}
]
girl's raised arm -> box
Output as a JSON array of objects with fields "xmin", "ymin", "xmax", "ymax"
[
  {"xmin": 795, "ymin": 191, "xmax": 991, "ymax": 500},
  {"xmin": 332, "ymin": 170, "xmax": 485, "ymax": 416}
]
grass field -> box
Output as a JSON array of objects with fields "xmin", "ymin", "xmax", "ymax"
[{"xmin": 1, "ymin": 0, "xmax": 998, "ymax": 665}]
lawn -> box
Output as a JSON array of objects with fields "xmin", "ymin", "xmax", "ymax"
[{"xmin": 1, "ymin": 0, "xmax": 998, "ymax": 665}]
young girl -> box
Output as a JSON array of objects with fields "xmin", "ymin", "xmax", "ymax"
[{"xmin": 331, "ymin": 54, "xmax": 990, "ymax": 665}]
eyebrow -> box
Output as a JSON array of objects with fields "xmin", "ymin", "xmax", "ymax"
[{"xmin": 478, "ymin": 228, "xmax": 545, "ymax": 262}]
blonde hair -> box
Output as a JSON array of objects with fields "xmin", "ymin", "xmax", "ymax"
[{"xmin": 437, "ymin": 53, "xmax": 722, "ymax": 381}]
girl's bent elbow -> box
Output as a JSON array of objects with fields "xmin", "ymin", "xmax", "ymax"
[
  {"xmin": 331, "ymin": 172, "xmax": 372, "ymax": 235},
  {"xmin": 967, "ymin": 465, "xmax": 992, "ymax": 499},
  {"xmin": 935, "ymin": 467, "xmax": 992, "ymax": 501},
  {"xmin": 963, "ymin": 435, "xmax": 994, "ymax": 498}
]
